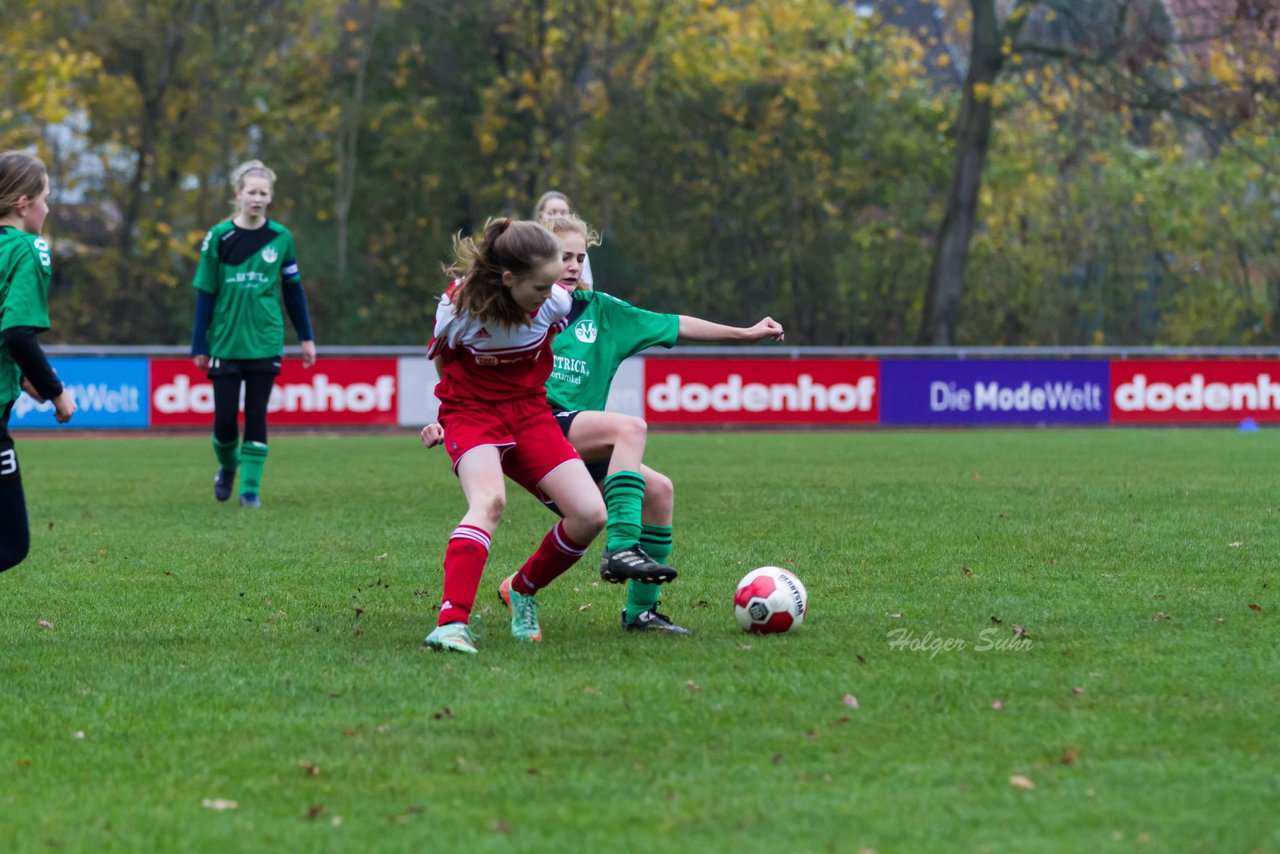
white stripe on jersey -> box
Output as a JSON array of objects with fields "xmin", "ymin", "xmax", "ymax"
[{"xmin": 427, "ymin": 283, "xmax": 571, "ymax": 360}]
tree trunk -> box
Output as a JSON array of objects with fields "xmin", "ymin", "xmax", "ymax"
[
  {"xmin": 916, "ymin": 0, "xmax": 1003, "ymax": 346},
  {"xmin": 336, "ymin": 1, "xmax": 379, "ymax": 280}
]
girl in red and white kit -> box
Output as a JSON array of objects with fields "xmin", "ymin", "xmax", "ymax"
[{"xmin": 423, "ymin": 218, "xmax": 606, "ymax": 654}]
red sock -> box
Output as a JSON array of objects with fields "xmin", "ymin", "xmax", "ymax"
[
  {"xmin": 511, "ymin": 521, "xmax": 589, "ymax": 595},
  {"xmin": 438, "ymin": 525, "xmax": 490, "ymax": 626}
]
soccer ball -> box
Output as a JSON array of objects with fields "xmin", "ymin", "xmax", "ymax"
[{"xmin": 734, "ymin": 567, "xmax": 808, "ymax": 634}]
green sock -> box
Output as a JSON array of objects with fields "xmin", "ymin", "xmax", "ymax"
[
  {"xmin": 212, "ymin": 436, "xmax": 239, "ymax": 472},
  {"xmin": 239, "ymin": 441, "xmax": 268, "ymax": 495},
  {"xmin": 626, "ymin": 523, "xmax": 673, "ymax": 622},
  {"xmin": 602, "ymin": 471, "xmax": 645, "ymax": 553}
]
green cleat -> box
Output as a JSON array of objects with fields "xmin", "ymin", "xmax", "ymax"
[
  {"xmin": 501, "ymin": 574, "xmax": 542, "ymax": 643},
  {"xmin": 424, "ymin": 622, "xmax": 478, "ymax": 654}
]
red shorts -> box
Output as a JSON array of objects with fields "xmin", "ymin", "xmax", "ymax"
[{"xmin": 438, "ymin": 396, "xmax": 581, "ymax": 493}]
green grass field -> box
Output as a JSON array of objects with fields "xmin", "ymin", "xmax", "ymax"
[{"xmin": 1, "ymin": 429, "xmax": 1277, "ymax": 853}]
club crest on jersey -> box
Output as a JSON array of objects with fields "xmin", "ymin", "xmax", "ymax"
[
  {"xmin": 475, "ymin": 328, "xmax": 491, "ymax": 340},
  {"xmin": 574, "ymin": 320, "xmax": 598, "ymax": 344},
  {"xmin": 262, "ymin": 246, "xmax": 278, "ymax": 263}
]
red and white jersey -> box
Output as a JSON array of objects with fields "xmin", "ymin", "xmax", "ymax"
[{"xmin": 427, "ymin": 279, "xmax": 572, "ymax": 405}]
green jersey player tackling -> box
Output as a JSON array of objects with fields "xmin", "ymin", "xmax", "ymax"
[
  {"xmin": 424, "ymin": 214, "xmax": 782, "ymax": 632},
  {"xmin": 537, "ymin": 214, "xmax": 784, "ymax": 633}
]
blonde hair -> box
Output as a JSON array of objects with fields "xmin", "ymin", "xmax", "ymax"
[
  {"xmin": 444, "ymin": 218, "xmax": 561, "ymax": 327},
  {"xmin": 230, "ymin": 159, "xmax": 277, "ymax": 213},
  {"xmin": 533, "ymin": 190, "xmax": 571, "ymax": 220},
  {"xmin": 0, "ymin": 151, "xmax": 48, "ymax": 219},
  {"xmin": 541, "ymin": 214, "xmax": 601, "ymax": 250}
]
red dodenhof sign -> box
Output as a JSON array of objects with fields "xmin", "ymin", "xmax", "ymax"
[
  {"xmin": 643, "ymin": 358, "xmax": 879, "ymax": 425},
  {"xmin": 1110, "ymin": 360, "xmax": 1280, "ymax": 423},
  {"xmin": 150, "ymin": 358, "xmax": 399, "ymax": 426}
]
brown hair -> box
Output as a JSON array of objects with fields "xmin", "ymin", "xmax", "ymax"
[
  {"xmin": 0, "ymin": 151, "xmax": 48, "ymax": 219},
  {"xmin": 444, "ymin": 218, "xmax": 561, "ymax": 327}
]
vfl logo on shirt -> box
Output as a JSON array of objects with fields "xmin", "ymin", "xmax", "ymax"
[
  {"xmin": 574, "ymin": 320, "xmax": 598, "ymax": 344},
  {"xmin": 261, "ymin": 246, "xmax": 279, "ymax": 263}
]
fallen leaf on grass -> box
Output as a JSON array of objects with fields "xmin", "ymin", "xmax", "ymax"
[
  {"xmin": 304, "ymin": 805, "xmax": 326, "ymax": 820},
  {"xmin": 991, "ymin": 699, "xmax": 1004, "ymax": 711},
  {"xmin": 1154, "ymin": 612, "xmax": 1169, "ymax": 622},
  {"xmin": 842, "ymin": 694, "xmax": 860, "ymax": 710},
  {"xmin": 432, "ymin": 708, "xmax": 454, "ymax": 720},
  {"xmin": 375, "ymin": 553, "xmax": 388, "ymax": 560},
  {"xmin": 577, "ymin": 603, "xmax": 592, "ymax": 612},
  {"xmin": 299, "ymin": 762, "xmax": 320, "ymax": 777},
  {"xmin": 202, "ymin": 799, "xmax": 238, "ymax": 811},
  {"xmin": 1009, "ymin": 775, "xmax": 1035, "ymax": 790},
  {"xmin": 962, "ymin": 566, "xmax": 973, "ymax": 576},
  {"xmin": 37, "ymin": 620, "xmax": 52, "ymax": 629},
  {"xmin": 491, "ymin": 820, "xmax": 511, "ymax": 834},
  {"xmin": 73, "ymin": 731, "xmax": 85, "ymax": 740},
  {"xmin": 1011, "ymin": 624, "xmax": 1029, "ymax": 638},
  {"xmin": 686, "ymin": 680, "xmax": 701, "ymax": 692},
  {"xmin": 1248, "ymin": 603, "xmax": 1262, "ymax": 612},
  {"xmin": 1071, "ymin": 687, "xmax": 1085, "ymax": 696},
  {"xmin": 1061, "ymin": 749, "xmax": 1079, "ymax": 766},
  {"xmin": 1228, "ymin": 541, "xmax": 1243, "ymax": 548}
]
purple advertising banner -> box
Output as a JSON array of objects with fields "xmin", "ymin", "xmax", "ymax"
[{"xmin": 880, "ymin": 360, "xmax": 1111, "ymax": 425}]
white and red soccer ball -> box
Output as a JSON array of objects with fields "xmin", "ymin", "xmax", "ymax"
[{"xmin": 734, "ymin": 567, "xmax": 808, "ymax": 634}]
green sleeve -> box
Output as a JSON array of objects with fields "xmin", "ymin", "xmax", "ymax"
[
  {"xmin": 601, "ymin": 294, "xmax": 680, "ymax": 359},
  {"xmin": 192, "ymin": 228, "xmax": 220, "ymax": 294},
  {"xmin": 0, "ymin": 238, "xmax": 52, "ymax": 332}
]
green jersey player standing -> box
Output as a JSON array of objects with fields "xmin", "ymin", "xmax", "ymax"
[
  {"xmin": 190, "ymin": 160, "xmax": 316, "ymax": 508},
  {"xmin": 0, "ymin": 151, "xmax": 76, "ymax": 573},
  {"xmin": 542, "ymin": 214, "xmax": 784, "ymax": 633}
]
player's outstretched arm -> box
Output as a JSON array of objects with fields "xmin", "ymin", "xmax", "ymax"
[{"xmin": 676, "ymin": 315, "xmax": 785, "ymax": 344}]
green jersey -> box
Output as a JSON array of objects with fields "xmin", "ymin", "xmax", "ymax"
[
  {"xmin": 192, "ymin": 219, "xmax": 301, "ymax": 359},
  {"xmin": 547, "ymin": 290, "xmax": 679, "ymax": 411},
  {"xmin": 0, "ymin": 227, "xmax": 53, "ymax": 409}
]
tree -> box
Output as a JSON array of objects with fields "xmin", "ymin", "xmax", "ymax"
[{"xmin": 916, "ymin": 0, "xmax": 1280, "ymax": 344}]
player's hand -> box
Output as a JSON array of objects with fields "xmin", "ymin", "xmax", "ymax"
[
  {"xmin": 20, "ymin": 376, "xmax": 46, "ymax": 403},
  {"xmin": 301, "ymin": 340, "xmax": 317, "ymax": 369},
  {"xmin": 52, "ymin": 391, "xmax": 76, "ymax": 423},
  {"xmin": 193, "ymin": 354, "xmax": 209, "ymax": 370},
  {"xmin": 748, "ymin": 317, "xmax": 785, "ymax": 342},
  {"xmin": 420, "ymin": 423, "xmax": 444, "ymax": 449}
]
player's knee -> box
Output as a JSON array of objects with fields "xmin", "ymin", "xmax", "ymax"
[
  {"xmin": 572, "ymin": 497, "xmax": 608, "ymax": 535},
  {"xmin": 613, "ymin": 415, "xmax": 647, "ymax": 449},
  {"xmin": 644, "ymin": 470, "xmax": 674, "ymax": 514},
  {"xmin": 471, "ymin": 493, "xmax": 506, "ymax": 526}
]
